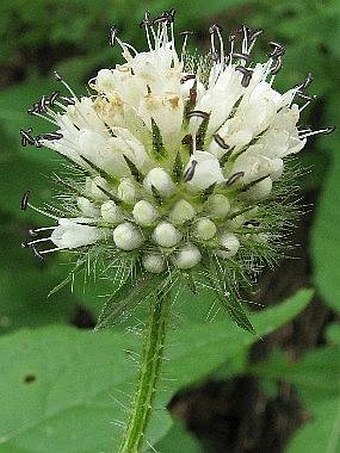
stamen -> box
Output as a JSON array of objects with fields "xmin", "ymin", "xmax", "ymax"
[
  {"xmin": 228, "ymin": 34, "xmax": 235, "ymax": 66},
  {"xmin": 21, "ymin": 190, "xmax": 31, "ymax": 210},
  {"xmin": 299, "ymin": 126, "xmax": 335, "ymax": 139},
  {"xmin": 301, "ymin": 72, "xmax": 314, "ymax": 91},
  {"xmin": 247, "ymin": 28, "xmax": 263, "ymax": 53},
  {"xmin": 226, "ymin": 171, "xmax": 244, "ymax": 186},
  {"xmin": 29, "ymin": 226, "xmax": 56, "ymax": 236},
  {"xmin": 179, "ymin": 30, "xmax": 193, "ymax": 58},
  {"xmin": 49, "ymin": 91, "xmax": 60, "ymax": 107},
  {"xmin": 39, "ymin": 247, "xmax": 62, "ymax": 255},
  {"xmin": 39, "ymin": 132, "xmax": 63, "ymax": 141},
  {"xmin": 21, "ymin": 191, "xmax": 59, "ymax": 219},
  {"xmin": 26, "ymin": 237, "xmax": 53, "ymax": 247},
  {"xmin": 231, "ymin": 52, "xmax": 250, "ymax": 62},
  {"xmin": 270, "ymin": 56, "xmax": 283, "ymax": 75},
  {"xmin": 214, "ymin": 134, "xmax": 230, "ymax": 150},
  {"xmin": 235, "ymin": 66, "xmax": 253, "ymax": 87},
  {"xmin": 187, "ymin": 110, "xmax": 209, "ymax": 119},
  {"xmin": 240, "ymin": 24, "xmax": 249, "ymax": 55},
  {"xmin": 53, "ymin": 70, "xmax": 78, "ymax": 99},
  {"xmin": 184, "ymin": 160, "xmax": 198, "ymax": 182},
  {"xmin": 59, "ymin": 95, "xmax": 76, "ymax": 106},
  {"xmin": 109, "ymin": 24, "xmax": 119, "ymax": 47},
  {"xmin": 268, "ymin": 41, "xmax": 285, "ymax": 58},
  {"xmin": 140, "ymin": 11, "xmax": 152, "ymax": 50},
  {"xmin": 20, "ymin": 128, "xmax": 35, "ymax": 147},
  {"xmin": 31, "ymin": 245, "xmax": 45, "ymax": 260}
]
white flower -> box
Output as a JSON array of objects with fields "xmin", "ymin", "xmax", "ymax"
[
  {"xmin": 22, "ymin": 12, "xmax": 329, "ymax": 275},
  {"xmin": 48, "ymin": 218, "xmax": 105, "ymax": 252}
]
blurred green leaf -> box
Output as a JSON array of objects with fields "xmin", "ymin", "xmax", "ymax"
[
  {"xmin": 0, "ymin": 289, "xmax": 312, "ymax": 451},
  {"xmin": 152, "ymin": 421, "xmax": 203, "ymax": 453},
  {"xmin": 0, "ymin": 325, "xmax": 138, "ymax": 452},
  {"xmin": 249, "ymin": 325, "xmax": 340, "ymax": 453}
]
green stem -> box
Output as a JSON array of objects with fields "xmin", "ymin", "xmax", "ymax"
[{"xmin": 118, "ymin": 293, "xmax": 171, "ymax": 452}]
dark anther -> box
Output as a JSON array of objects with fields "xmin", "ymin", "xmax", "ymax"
[
  {"xmin": 59, "ymin": 95, "xmax": 76, "ymax": 106},
  {"xmin": 270, "ymin": 56, "xmax": 283, "ymax": 75},
  {"xmin": 228, "ymin": 33, "xmax": 236, "ymax": 43},
  {"xmin": 180, "ymin": 74, "xmax": 196, "ymax": 84},
  {"xmin": 153, "ymin": 12, "xmax": 169, "ymax": 25},
  {"xmin": 187, "ymin": 110, "xmax": 209, "ymax": 119},
  {"xmin": 247, "ymin": 27, "xmax": 263, "ymax": 43},
  {"xmin": 179, "ymin": 30, "xmax": 193, "ymax": 36},
  {"xmin": 226, "ymin": 171, "xmax": 244, "ymax": 186},
  {"xmin": 268, "ymin": 41, "xmax": 285, "ymax": 58},
  {"xmin": 235, "ymin": 66, "xmax": 253, "ymax": 87},
  {"xmin": 20, "ymin": 128, "xmax": 35, "ymax": 147},
  {"xmin": 231, "ymin": 52, "xmax": 250, "ymax": 62},
  {"xmin": 38, "ymin": 95, "xmax": 49, "ymax": 113},
  {"xmin": 214, "ymin": 134, "xmax": 230, "ymax": 150},
  {"xmin": 165, "ymin": 8, "xmax": 176, "ymax": 23},
  {"xmin": 49, "ymin": 91, "xmax": 60, "ymax": 106},
  {"xmin": 244, "ymin": 220, "xmax": 260, "ymax": 227},
  {"xmin": 184, "ymin": 160, "xmax": 198, "ymax": 182},
  {"xmin": 21, "ymin": 190, "xmax": 31, "ymax": 210},
  {"xmin": 209, "ymin": 23, "xmax": 222, "ymax": 34},
  {"xmin": 31, "ymin": 245, "xmax": 44, "ymax": 261},
  {"xmin": 20, "ymin": 128, "xmax": 42, "ymax": 147},
  {"xmin": 140, "ymin": 10, "xmax": 152, "ymax": 28},
  {"xmin": 301, "ymin": 73, "xmax": 314, "ymax": 90},
  {"xmin": 39, "ymin": 132, "xmax": 63, "ymax": 141},
  {"xmin": 109, "ymin": 25, "xmax": 119, "ymax": 47}
]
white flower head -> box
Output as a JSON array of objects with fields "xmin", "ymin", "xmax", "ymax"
[{"xmin": 21, "ymin": 11, "xmax": 333, "ymax": 291}]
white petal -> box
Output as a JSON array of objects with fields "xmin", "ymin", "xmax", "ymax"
[{"xmin": 185, "ymin": 151, "xmax": 225, "ymax": 191}]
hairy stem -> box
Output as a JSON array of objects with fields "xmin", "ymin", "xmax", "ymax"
[{"xmin": 118, "ymin": 293, "xmax": 171, "ymax": 452}]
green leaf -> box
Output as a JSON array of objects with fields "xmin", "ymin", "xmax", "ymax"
[
  {"xmin": 0, "ymin": 326, "xmax": 138, "ymax": 452},
  {"xmin": 248, "ymin": 325, "xmax": 340, "ymax": 453},
  {"xmin": 0, "ymin": 289, "xmax": 312, "ymax": 451},
  {"xmin": 310, "ymin": 83, "xmax": 340, "ymax": 311},
  {"xmin": 152, "ymin": 421, "xmax": 203, "ymax": 453}
]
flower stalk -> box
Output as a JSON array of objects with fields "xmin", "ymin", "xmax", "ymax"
[{"xmin": 118, "ymin": 292, "xmax": 172, "ymax": 452}]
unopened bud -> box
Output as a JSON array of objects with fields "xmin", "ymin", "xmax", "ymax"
[
  {"xmin": 113, "ymin": 222, "xmax": 144, "ymax": 250},
  {"xmin": 142, "ymin": 254, "xmax": 165, "ymax": 273},
  {"xmin": 169, "ymin": 199, "xmax": 196, "ymax": 225},
  {"xmin": 118, "ymin": 179, "xmax": 138, "ymax": 204},
  {"xmin": 208, "ymin": 194, "xmax": 230, "ymax": 218},
  {"xmin": 174, "ymin": 243, "xmax": 202, "ymax": 269},
  {"xmin": 144, "ymin": 168, "xmax": 175, "ymax": 198},
  {"xmin": 194, "ymin": 217, "xmax": 217, "ymax": 240},
  {"xmin": 101, "ymin": 201, "xmax": 123, "ymax": 224},
  {"xmin": 152, "ymin": 222, "xmax": 182, "ymax": 248},
  {"xmin": 133, "ymin": 200, "xmax": 158, "ymax": 226},
  {"xmin": 217, "ymin": 233, "xmax": 240, "ymax": 258},
  {"xmin": 77, "ymin": 197, "xmax": 100, "ymax": 217}
]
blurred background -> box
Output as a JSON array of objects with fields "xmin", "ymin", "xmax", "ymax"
[{"xmin": 0, "ymin": 0, "xmax": 339, "ymax": 452}]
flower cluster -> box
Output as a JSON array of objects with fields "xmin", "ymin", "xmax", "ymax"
[{"xmin": 21, "ymin": 11, "xmax": 331, "ymax": 283}]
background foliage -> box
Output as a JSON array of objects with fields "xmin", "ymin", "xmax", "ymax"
[{"xmin": 0, "ymin": 0, "xmax": 339, "ymax": 451}]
